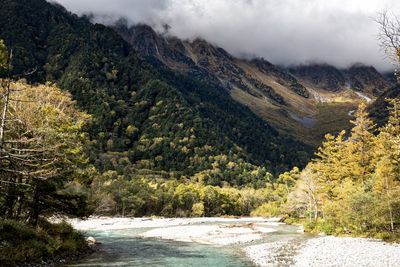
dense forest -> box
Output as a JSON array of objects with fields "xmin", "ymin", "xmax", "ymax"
[{"xmin": 0, "ymin": 0, "xmax": 310, "ymax": 180}]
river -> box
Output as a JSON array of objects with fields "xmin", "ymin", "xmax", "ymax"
[{"xmin": 66, "ymin": 218, "xmax": 307, "ymax": 267}]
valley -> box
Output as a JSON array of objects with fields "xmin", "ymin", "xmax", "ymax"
[{"xmin": 0, "ymin": 0, "xmax": 399, "ymax": 266}]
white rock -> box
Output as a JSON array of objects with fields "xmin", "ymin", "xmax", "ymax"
[
  {"xmin": 86, "ymin": 236, "xmax": 96, "ymax": 244},
  {"xmin": 245, "ymin": 236, "xmax": 400, "ymax": 267},
  {"xmin": 293, "ymin": 236, "xmax": 400, "ymax": 267}
]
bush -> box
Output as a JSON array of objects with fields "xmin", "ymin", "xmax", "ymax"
[
  {"xmin": 0, "ymin": 219, "xmax": 88, "ymax": 266},
  {"xmin": 250, "ymin": 202, "xmax": 281, "ymax": 217},
  {"xmin": 191, "ymin": 202, "xmax": 205, "ymax": 217}
]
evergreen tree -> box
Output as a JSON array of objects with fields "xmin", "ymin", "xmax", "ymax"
[
  {"xmin": 347, "ymin": 102, "xmax": 376, "ymax": 184},
  {"xmin": 373, "ymin": 99, "xmax": 400, "ymax": 231}
]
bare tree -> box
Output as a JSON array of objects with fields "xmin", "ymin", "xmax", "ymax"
[{"xmin": 377, "ymin": 12, "xmax": 400, "ymax": 80}]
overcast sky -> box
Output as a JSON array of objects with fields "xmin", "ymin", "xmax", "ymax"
[{"xmin": 53, "ymin": 0, "xmax": 400, "ymax": 71}]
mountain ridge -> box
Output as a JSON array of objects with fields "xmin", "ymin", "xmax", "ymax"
[{"xmin": 114, "ymin": 22, "xmax": 392, "ymax": 146}]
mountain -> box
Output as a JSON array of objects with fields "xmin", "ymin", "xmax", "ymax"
[
  {"xmin": 288, "ymin": 64, "xmax": 346, "ymax": 92},
  {"xmin": 288, "ymin": 64, "xmax": 389, "ymax": 96},
  {"xmin": 115, "ymin": 23, "xmax": 308, "ymax": 102},
  {"xmin": 0, "ymin": 0, "xmax": 312, "ymax": 181},
  {"xmin": 346, "ymin": 64, "xmax": 390, "ymax": 96},
  {"xmin": 114, "ymin": 23, "xmax": 391, "ymax": 146}
]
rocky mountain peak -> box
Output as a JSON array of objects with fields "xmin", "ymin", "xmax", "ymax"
[
  {"xmin": 288, "ymin": 64, "xmax": 346, "ymax": 92},
  {"xmin": 346, "ymin": 64, "xmax": 390, "ymax": 96},
  {"xmin": 115, "ymin": 23, "xmax": 164, "ymax": 56}
]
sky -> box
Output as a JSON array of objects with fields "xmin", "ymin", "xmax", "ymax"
[{"xmin": 52, "ymin": 0, "xmax": 400, "ymax": 71}]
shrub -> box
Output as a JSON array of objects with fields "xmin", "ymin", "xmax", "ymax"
[
  {"xmin": 191, "ymin": 202, "xmax": 205, "ymax": 217},
  {"xmin": 250, "ymin": 202, "xmax": 281, "ymax": 217},
  {"xmin": 0, "ymin": 219, "xmax": 88, "ymax": 266}
]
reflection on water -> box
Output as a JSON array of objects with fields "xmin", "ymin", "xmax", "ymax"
[{"xmin": 67, "ymin": 229, "xmax": 253, "ymax": 267}]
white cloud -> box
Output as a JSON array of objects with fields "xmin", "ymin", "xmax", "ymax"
[{"xmin": 53, "ymin": 0, "xmax": 400, "ymax": 71}]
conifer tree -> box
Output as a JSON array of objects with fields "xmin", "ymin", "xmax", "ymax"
[
  {"xmin": 374, "ymin": 99, "xmax": 400, "ymax": 231},
  {"xmin": 347, "ymin": 102, "xmax": 376, "ymax": 184}
]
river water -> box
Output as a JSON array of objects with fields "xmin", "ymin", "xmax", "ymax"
[{"xmin": 67, "ymin": 220, "xmax": 306, "ymax": 267}]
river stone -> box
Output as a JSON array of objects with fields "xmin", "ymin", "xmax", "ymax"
[{"xmin": 86, "ymin": 236, "xmax": 96, "ymax": 245}]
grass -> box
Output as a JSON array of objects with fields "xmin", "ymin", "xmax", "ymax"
[{"xmin": 311, "ymin": 102, "xmax": 356, "ymax": 142}]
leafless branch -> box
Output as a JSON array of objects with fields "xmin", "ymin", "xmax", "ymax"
[{"xmin": 376, "ymin": 11, "xmax": 400, "ymax": 68}]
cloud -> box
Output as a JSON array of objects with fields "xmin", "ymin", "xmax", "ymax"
[{"xmin": 53, "ymin": 0, "xmax": 400, "ymax": 71}]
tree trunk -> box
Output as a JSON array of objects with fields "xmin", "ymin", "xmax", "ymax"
[
  {"xmin": 28, "ymin": 182, "xmax": 40, "ymax": 226},
  {"xmin": 385, "ymin": 175, "xmax": 394, "ymax": 231}
]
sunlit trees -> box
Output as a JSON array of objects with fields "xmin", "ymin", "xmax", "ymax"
[
  {"xmin": 347, "ymin": 103, "xmax": 376, "ymax": 183},
  {"xmin": 287, "ymin": 100, "xmax": 400, "ymax": 237},
  {"xmin": 0, "ymin": 80, "xmax": 90, "ymax": 224},
  {"xmin": 373, "ymin": 99, "xmax": 400, "ymax": 231}
]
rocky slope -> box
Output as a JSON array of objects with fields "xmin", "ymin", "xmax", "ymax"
[
  {"xmin": 288, "ymin": 63, "xmax": 390, "ymax": 96},
  {"xmin": 114, "ymin": 23, "xmax": 392, "ymax": 146}
]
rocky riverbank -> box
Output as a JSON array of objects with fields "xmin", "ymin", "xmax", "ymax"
[{"xmin": 245, "ymin": 236, "xmax": 400, "ymax": 267}]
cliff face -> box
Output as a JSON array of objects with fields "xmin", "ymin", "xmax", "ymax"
[
  {"xmin": 288, "ymin": 64, "xmax": 346, "ymax": 92},
  {"xmin": 114, "ymin": 24, "xmax": 309, "ymax": 104}
]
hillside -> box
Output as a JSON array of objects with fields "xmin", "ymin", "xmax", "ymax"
[
  {"xmin": 114, "ymin": 23, "xmax": 391, "ymax": 146},
  {"xmin": 369, "ymin": 83, "xmax": 400, "ymax": 127},
  {"xmin": 0, "ymin": 0, "xmax": 312, "ymax": 179}
]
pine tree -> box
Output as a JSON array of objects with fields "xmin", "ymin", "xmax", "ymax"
[
  {"xmin": 312, "ymin": 131, "xmax": 347, "ymax": 207},
  {"xmin": 347, "ymin": 102, "xmax": 376, "ymax": 184}
]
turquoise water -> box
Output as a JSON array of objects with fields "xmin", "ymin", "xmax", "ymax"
[
  {"xmin": 68, "ymin": 228, "xmax": 253, "ymax": 267},
  {"xmin": 67, "ymin": 222, "xmax": 306, "ymax": 267}
]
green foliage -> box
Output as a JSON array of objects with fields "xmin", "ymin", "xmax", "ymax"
[
  {"xmin": 0, "ymin": 0, "xmax": 311, "ymax": 184},
  {"xmin": 191, "ymin": 202, "xmax": 205, "ymax": 217},
  {"xmin": 369, "ymin": 85, "xmax": 400, "ymax": 127},
  {"xmin": 251, "ymin": 202, "xmax": 281, "ymax": 217},
  {"xmin": 0, "ymin": 219, "xmax": 88, "ymax": 266},
  {"xmin": 0, "ymin": 81, "xmax": 91, "ymax": 223},
  {"xmin": 89, "ymin": 170, "xmax": 285, "ymax": 217}
]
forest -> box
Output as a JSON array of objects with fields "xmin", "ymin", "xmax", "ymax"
[
  {"xmin": 285, "ymin": 100, "xmax": 400, "ymax": 240},
  {"xmin": 0, "ymin": 0, "xmax": 310, "ymax": 179},
  {"xmin": 0, "ymin": 41, "xmax": 91, "ymax": 266}
]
